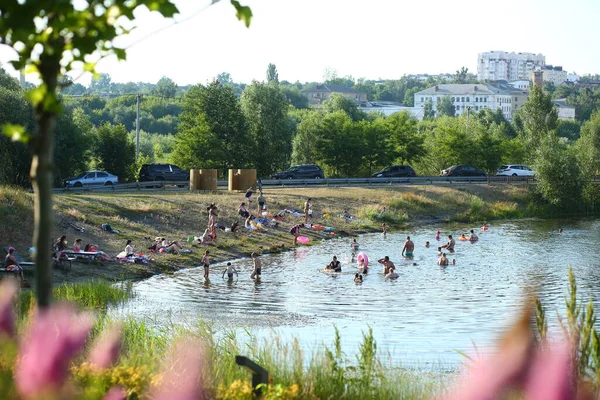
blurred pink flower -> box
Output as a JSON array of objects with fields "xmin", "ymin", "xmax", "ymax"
[
  {"xmin": 103, "ymin": 386, "xmax": 127, "ymax": 400},
  {"xmin": 150, "ymin": 338, "xmax": 208, "ymax": 400},
  {"xmin": 15, "ymin": 304, "xmax": 94, "ymax": 398},
  {"xmin": 525, "ymin": 342, "xmax": 573, "ymax": 400},
  {"xmin": 89, "ymin": 324, "xmax": 122, "ymax": 370},
  {"xmin": 0, "ymin": 280, "xmax": 17, "ymax": 337}
]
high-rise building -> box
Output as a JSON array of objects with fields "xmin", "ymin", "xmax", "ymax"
[{"xmin": 477, "ymin": 51, "xmax": 545, "ymax": 81}]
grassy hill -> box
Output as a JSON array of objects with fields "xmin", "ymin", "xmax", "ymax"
[{"xmin": 0, "ymin": 184, "xmax": 531, "ymax": 284}]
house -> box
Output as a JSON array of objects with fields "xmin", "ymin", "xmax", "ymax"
[
  {"xmin": 301, "ymin": 84, "xmax": 367, "ymax": 106},
  {"xmin": 413, "ymin": 83, "xmax": 529, "ymax": 121},
  {"xmin": 552, "ymin": 99, "xmax": 576, "ymax": 121}
]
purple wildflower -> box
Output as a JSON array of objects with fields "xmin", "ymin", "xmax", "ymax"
[
  {"xmin": 0, "ymin": 280, "xmax": 17, "ymax": 338},
  {"xmin": 89, "ymin": 324, "xmax": 122, "ymax": 370}
]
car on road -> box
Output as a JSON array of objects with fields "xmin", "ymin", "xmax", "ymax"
[
  {"xmin": 371, "ymin": 165, "xmax": 416, "ymax": 178},
  {"xmin": 440, "ymin": 165, "xmax": 487, "ymax": 177},
  {"xmin": 139, "ymin": 164, "xmax": 189, "ymax": 183},
  {"xmin": 64, "ymin": 171, "xmax": 119, "ymax": 187},
  {"xmin": 271, "ymin": 164, "xmax": 325, "ymax": 179},
  {"xmin": 496, "ymin": 164, "xmax": 535, "ymax": 177}
]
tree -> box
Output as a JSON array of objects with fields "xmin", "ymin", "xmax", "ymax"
[
  {"xmin": 94, "ymin": 123, "xmax": 136, "ymax": 181},
  {"xmin": 454, "ymin": 67, "xmax": 469, "ymax": 84},
  {"xmin": 291, "ymin": 110, "xmax": 324, "ymax": 166},
  {"xmin": 216, "ymin": 72, "xmax": 233, "ymax": 85},
  {"xmin": 423, "ymin": 98, "xmax": 435, "ymax": 119},
  {"xmin": 0, "ymin": 86, "xmax": 33, "ymax": 186},
  {"xmin": 519, "ymin": 85, "xmax": 558, "ymax": 161},
  {"xmin": 266, "ymin": 63, "xmax": 279, "ymax": 84},
  {"xmin": 0, "ymin": 0, "xmax": 251, "ymax": 307},
  {"xmin": 384, "ymin": 112, "xmax": 424, "ymax": 164},
  {"xmin": 171, "ymin": 115, "xmax": 214, "ymax": 171},
  {"xmin": 0, "ymin": 64, "xmax": 22, "ymax": 92},
  {"xmin": 437, "ymin": 96, "xmax": 456, "ymax": 117},
  {"xmin": 359, "ymin": 117, "xmax": 394, "ymax": 175},
  {"xmin": 557, "ymin": 120, "xmax": 581, "ymax": 141},
  {"xmin": 282, "ymin": 87, "xmax": 309, "ymax": 109},
  {"xmin": 576, "ymin": 111, "xmax": 600, "ymax": 178},
  {"xmin": 53, "ymin": 106, "xmax": 91, "ymax": 186},
  {"xmin": 241, "ymin": 82, "xmax": 293, "ymax": 177},
  {"xmin": 155, "ymin": 76, "xmax": 178, "ymax": 98},
  {"xmin": 176, "ymin": 80, "xmax": 248, "ymax": 175},
  {"xmin": 90, "ymin": 73, "xmax": 113, "ymax": 94},
  {"xmin": 323, "ymin": 93, "xmax": 365, "ymax": 122}
]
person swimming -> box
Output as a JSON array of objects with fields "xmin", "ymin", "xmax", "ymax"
[
  {"xmin": 354, "ymin": 273, "xmax": 363, "ymax": 283},
  {"xmin": 325, "ymin": 256, "xmax": 342, "ymax": 272},
  {"xmin": 435, "ymin": 230, "xmax": 441, "ymax": 241},
  {"xmin": 385, "ymin": 266, "xmax": 399, "ymax": 280},
  {"xmin": 438, "ymin": 253, "xmax": 449, "ymax": 266},
  {"xmin": 425, "ymin": 241, "xmax": 430, "ymax": 248},
  {"xmin": 401, "ymin": 236, "xmax": 414, "ymax": 258},
  {"xmin": 469, "ymin": 229, "xmax": 479, "ymax": 242}
]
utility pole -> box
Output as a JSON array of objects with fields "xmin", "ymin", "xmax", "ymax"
[{"xmin": 135, "ymin": 93, "xmax": 141, "ymax": 158}]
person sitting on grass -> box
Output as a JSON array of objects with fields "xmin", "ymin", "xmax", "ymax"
[
  {"xmin": 4, "ymin": 247, "xmax": 25, "ymax": 281},
  {"xmin": 125, "ymin": 240, "xmax": 135, "ymax": 257},
  {"xmin": 238, "ymin": 202, "xmax": 250, "ymax": 219},
  {"xmin": 84, "ymin": 244, "xmax": 113, "ymax": 262},
  {"xmin": 72, "ymin": 238, "xmax": 83, "ymax": 252},
  {"xmin": 161, "ymin": 238, "xmax": 182, "ymax": 254}
]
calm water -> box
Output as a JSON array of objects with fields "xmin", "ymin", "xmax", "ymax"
[{"xmin": 110, "ymin": 218, "xmax": 600, "ymax": 366}]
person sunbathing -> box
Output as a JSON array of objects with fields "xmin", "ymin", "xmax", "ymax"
[{"xmin": 4, "ymin": 247, "xmax": 25, "ymax": 281}]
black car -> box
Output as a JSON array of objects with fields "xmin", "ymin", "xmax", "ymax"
[
  {"xmin": 139, "ymin": 164, "xmax": 189, "ymax": 183},
  {"xmin": 440, "ymin": 165, "xmax": 487, "ymax": 177},
  {"xmin": 371, "ymin": 165, "xmax": 416, "ymax": 178},
  {"xmin": 271, "ymin": 164, "xmax": 325, "ymax": 179}
]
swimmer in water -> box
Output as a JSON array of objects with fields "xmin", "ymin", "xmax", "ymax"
[
  {"xmin": 435, "ymin": 230, "xmax": 441, "ymax": 241},
  {"xmin": 385, "ymin": 265, "xmax": 399, "ymax": 280},
  {"xmin": 452, "ymin": 258, "xmax": 456, "ymax": 265},
  {"xmin": 438, "ymin": 253, "xmax": 449, "ymax": 266},
  {"xmin": 437, "ymin": 247, "xmax": 443, "ymax": 255},
  {"xmin": 469, "ymin": 229, "xmax": 479, "ymax": 242},
  {"xmin": 425, "ymin": 241, "xmax": 430, "ymax": 248},
  {"xmin": 460, "ymin": 233, "xmax": 467, "ymax": 240},
  {"xmin": 558, "ymin": 228, "xmax": 564, "ymax": 233},
  {"xmin": 382, "ymin": 223, "xmax": 388, "ymax": 238},
  {"xmin": 354, "ymin": 273, "xmax": 363, "ymax": 283},
  {"xmin": 350, "ymin": 239, "xmax": 359, "ymax": 258},
  {"xmin": 401, "ymin": 236, "xmax": 414, "ymax": 258},
  {"xmin": 358, "ymin": 256, "xmax": 369, "ymax": 274},
  {"xmin": 441, "ymin": 235, "xmax": 455, "ymax": 252},
  {"xmin": 378, "ymin": 256, "xmax": 395, "ymax": 275},
  {"xmin": 481, "ymin": 224, "xmax": 489, "ymax": 231},
  {"xmin": 325, "ymin": 255, "xmax": 342, "ymax": 272},
  {"xmin": 250, "ymin": 252, "xmax": 262, "ymax": 280}
]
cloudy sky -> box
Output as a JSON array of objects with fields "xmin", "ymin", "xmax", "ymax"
[{"xmin": 1, "ymin": 0, "xmax": 598, "ymax": 86}]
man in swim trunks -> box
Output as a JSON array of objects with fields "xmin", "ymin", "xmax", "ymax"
[
  {"xmin": 377, "ymin": 256, "xmax": 395, "ymax": 275},
  {"xmin": 441, "ymin": 235, "xmax": 455, "ymax": 252},
  {"xmin": 326, "ymin": 256, "xmax": 342, "ymax": 272},
  {"xmin": 401, "ymin": 236, "xmax": 414, "ymax": 257},
  {"xmin": 251, "ymin": 252, "xmax": 262, "ymax": 279},
  {"xmin": 201, "ymin": 250, "xmax": 210, "ymax": 279},
  {"xmin": 304, "ymin": 198, "xmax": 312, "ymax": 224}
]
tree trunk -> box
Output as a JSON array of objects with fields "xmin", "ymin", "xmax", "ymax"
[{"xmin": 31, "ymin": 78, "xmax": 58, "ymax": 308}]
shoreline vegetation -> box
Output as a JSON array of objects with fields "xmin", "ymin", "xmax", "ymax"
[{"xmin": 0, "ymin": 182, "xmax": 573, "ymax": 285}]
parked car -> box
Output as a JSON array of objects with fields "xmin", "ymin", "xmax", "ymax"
[
  {"xmin": 271, "ymin": 164, "xmax": 325, "ymax": 179},
  {"xmin": 371, "ymin": 165, "xmax": 416, "ymax": 178},
  {"xmin": 139, "ymin": 164, "xmax": 188, "ymax": 183},
  {"xmin": 64, "ymin": 171, "xmax": 119, "ymax": 187},
  {"xmin": 440, "ymin": 165, "xmax": 487, "ymax": 177},
  {"xmin": 496, "ymin": 164, "xmax": 535, "ymax": 177}
]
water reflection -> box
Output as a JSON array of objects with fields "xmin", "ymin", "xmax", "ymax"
[{"xmin": 110, "ymin": 218, "xmax": 600, "ymax": 366}]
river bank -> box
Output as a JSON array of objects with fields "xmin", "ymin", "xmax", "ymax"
[{"xmin": 1, "ymin": 184, "xmax": 531, "ymax": 284}]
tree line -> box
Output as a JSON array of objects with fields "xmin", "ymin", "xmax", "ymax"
[{"xmin": 2, "ymin": 64, "xmax": 600, "ymax": 211}]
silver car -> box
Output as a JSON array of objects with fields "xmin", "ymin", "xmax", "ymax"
[
  {"xmin": 496, "ymin": 164, "xmax": 535, "ymax": 177},
  {"xmin": 64, "ymin": 171, "xmax": 119, "ymax": 187}
]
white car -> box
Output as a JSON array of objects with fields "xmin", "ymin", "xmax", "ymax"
[
  {"xmin": 64, "ymin": 171, "xmax": 119, "ymax": 187},
  {"xmin": 496, "ymin": 164, "xmax": 535, "ymax": 177}
]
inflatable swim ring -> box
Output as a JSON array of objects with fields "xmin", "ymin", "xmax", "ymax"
[
  {"xmin": 297, "ymin": 236, "xmax": 310, "ymax": 244},
  {"xmin": 459, "ymin": 236, "xmax": 469, "ymax": 241},
  {"xmin": 312, "ymin": 224, "xmax": 326, "ymax": 231},
  {"xmin": 357, "ymin": 252, "xmax": 369, "ymax": 268}
]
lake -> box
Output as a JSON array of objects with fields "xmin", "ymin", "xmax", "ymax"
[{"xmin": 110, "ymin": 218, "xmax": 600, "ymax": 367}]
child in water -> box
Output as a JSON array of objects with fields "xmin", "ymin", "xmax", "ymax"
[
  {"xmin": 354, "ymin": 273, "xmax": 363, "ymax": 283},
  {"xmin": 425, "ymin": 241, "xmax": 430, "ymax": 248},
  {"xmin": 381, "ymin": 223, "xmax": 387, "ymax": 238},
  {"xmin": 222, "ymin": 262, "xmax": 239, "ymax": 280},
  {"xmin": 435, "ymin": 230, "xmax": 441, "ymax": 241}
]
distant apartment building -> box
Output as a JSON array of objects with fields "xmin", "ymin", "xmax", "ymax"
[
  {"xmin": 539, "ymin": 65, "xmax": 568, "ymax": 85},
  {"xmin": 477, "ymin": 51, "xmax": 545, "ymax": 82},
  {"xmin": 301, "ymin": 84, "xmax": 367, "ymax": 106},
  {"xmin": 413, "ymin": 83, "xmax": 529, "ymax": 121}
]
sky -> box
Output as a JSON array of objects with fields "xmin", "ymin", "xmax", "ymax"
[{"xmin": 1, "ymin": 0, "xmax": 599, "ymax": 86}]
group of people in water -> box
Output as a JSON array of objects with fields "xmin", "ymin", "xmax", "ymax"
[{"xmin": 322, "ymin": 224, "xmax": 491, "ymax": 283}]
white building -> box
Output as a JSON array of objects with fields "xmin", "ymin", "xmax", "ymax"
[
  {"xmin": 552, "ymin": 99, "xmax": 576, "ymax": 121},
  {"xmin": 413, "ymin": 83, "xmax": 529, "ymax": 121},
  {"xmin": 359, "ymin": 101, "xmax": 424, "ymax": 119},
  {"xmin": 509, "ymin": 80, "xmax": 530, "ymax": 90},
  {"xmin": 540, "ymin": 65, "xmax": 568, "ymax": 85},
  {"xmin": 477, "ymin": 51, "xmax": 545, "ymax": 81}
]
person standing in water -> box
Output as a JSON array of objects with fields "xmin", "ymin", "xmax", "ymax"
[
  {"xmin": 469, "ymin": 229, "xmax": 479, "ymax": 242},
  {"xmin": 381, "ymin": 223, "xmax": 388, "ymax": 238},
  {"xmin": 438, "ymin": 253, "xmax": 449, "ymax": 266},
  {"xmin": 290, "ymin": 224, "xmax": 301, "ymax": 246},
  {"xmin": 325, "ymin": 255, "xmax": 342, "ymax": 272},
  {"xmin": 222, "ymin": 262, "xmax": 239, "ymax": 280},
  {"xmin": 250, "ymin": 252, "xmax": 262, "ymax": 279},
  {"xmin": 202, "ymin": 250, "xmax": 210, "ymax": 279},
  {"xmin": 401, "ymin": 236, "xmax": 414, "ymax": 258},
  {"xmin": 441, "ymin": 235, "xmax": 455, "ymax": 252},
  {"xmin": 377, "ymin": 256, "xmax": 395, "ymax": 275}
]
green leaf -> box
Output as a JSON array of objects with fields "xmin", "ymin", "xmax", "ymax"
[
  {"xmin": 230, "ymin": 0, "xmax": 252, "ymax": 27},
  {"xmin": 83, "ymin": 62, "xmax": 97, "ymax": 73},
  {"xmin": 2, "ymin": 124, "xmax": 30, "ymax": 143},
  {"xmin": 26, "ymin": 86, "xmax": 47, "ymax": 107},
  {"xmin": 113, "ymin": 47, "xmax": 127, "ymax": 60}
]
